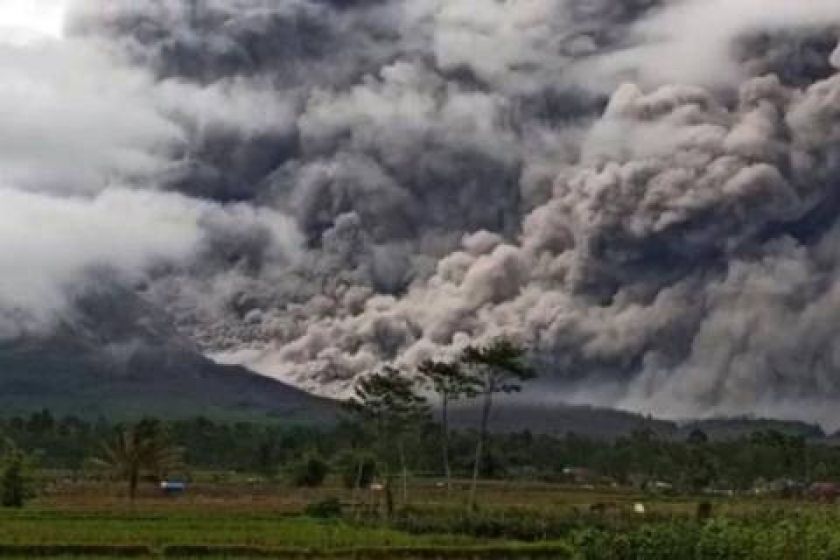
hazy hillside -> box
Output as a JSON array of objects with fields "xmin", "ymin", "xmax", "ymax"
[
  {"xmin": 0, "ymin": 286, "xmax": 336, "ymax": 423},
  {"xmin": 450, "ymin": 401, "xmax": 826, "ymax": 441}
]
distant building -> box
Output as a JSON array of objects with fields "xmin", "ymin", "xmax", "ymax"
[
  {"xmin": 160, "ymin": 481, "xmax": 187, "ymax": 496},
  {"xmin": 753, "ymin": 478, "xmax": 804, "ymax": 498},
  {"xmin": 647, "ymin": 481, "xmax": 674, "ymax": 494}
]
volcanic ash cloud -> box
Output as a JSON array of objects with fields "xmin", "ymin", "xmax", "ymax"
[{"xmin": 13, "ymin": 0, "xmax": 840, "ymax": 425}]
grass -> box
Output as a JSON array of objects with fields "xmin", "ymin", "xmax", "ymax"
[
  {"xmin": 6, "ymin": 476, "xmax": 840, "ymax": 558},
  {"xmin": 38, "ymin": 476, "xmax": 744, "ymax": 515},
  {"xmin": 0, "ymin": 478, "xmax": 606, "ymax": 558},
  {"xmin": 0, "ymin": 510, "xmax": 489, "ymax": 549}
]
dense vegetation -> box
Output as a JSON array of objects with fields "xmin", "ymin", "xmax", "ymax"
[
  {"xmin": 3, "ymin": 409, "xmax": 840, "ymax": 493},
  {"xmin": 573, "ymin": 514, "xmax": 840, "ymax": 560}
]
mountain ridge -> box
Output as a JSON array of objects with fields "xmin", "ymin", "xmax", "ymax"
[{"xmin": 0, "ymin": 285, "xmax": 337, "ymax": 423}]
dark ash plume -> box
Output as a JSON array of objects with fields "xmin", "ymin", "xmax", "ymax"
[{"xmin": 11, "ymin": 0, "xmax": 840, "ymax": 427}]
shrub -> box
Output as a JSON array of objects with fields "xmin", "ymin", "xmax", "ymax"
[
  {"xmin": 1, "ymin": 447, "xmax": 35, "ymax": 508},
  {"xmin": 337, "ymin": 451, "xmax": 378, "ymax": 489},
  {"xmin": 304, "ymin": 497, "xmax": 344, "ymax": 519},
  {"xmin": 287, "ymin": 453, "xmax": 329, "ymax": 488},
  {"xmin": 696, "ymin": 501, "xmax": 713, "ymax": 521},
  {"xmin": 0, "ymin": 544, "xmax": 152, "ymax": 557}
]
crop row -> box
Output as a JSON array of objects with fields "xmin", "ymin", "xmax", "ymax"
[{"xmin": 0, "ymin": 543, "xmax": 575, "ymax": 559}]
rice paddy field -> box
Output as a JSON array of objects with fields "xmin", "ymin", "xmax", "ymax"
[{"xmin": 5, "ymin": 477, "xmax": 840, "ymax": 558}]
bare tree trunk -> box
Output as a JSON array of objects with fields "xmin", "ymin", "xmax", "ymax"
[
  {"xmin": 399, "ymin": 440, "xmax": 408, "ymax": 505},
  {"xmin": 352, "ymin": 458, "xmax": 364, "ymax": 521},
  {"xmin": 129, "ymin": 466, "xmax": 139, "ymax": 502},
  {"xmin": 376, "ymin": 416, "xmax": 391, "ymax": 520},
  {"xmin": 384, "ymin": 472, "xmax": 394, "ymax": 519},
  {"xmin": 441, "ymin": 394, "xmax": 452, "ymax": 495},
  {"xmin": 469, "ymin": 385, "xmax": 494, "ymax": 511}
]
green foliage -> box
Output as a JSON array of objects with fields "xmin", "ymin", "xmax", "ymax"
[
  {"xmin": 418, "ymin": 360, "xmax": 481, "ymax": 402},
  {"xmin": 0, "ymin": 544, "xmax": 152, "ymax": 557},
  {"xmin": 0, "ymin": 446, "xmax": 35, "ymax": 508},
  {"xmin": 4, "ymin": 408, "xmax": 840, "ymax": 495},
  {"xmin": 568, "ymin": 514, "xmax": 840, "ymax": 560},
  {"xmin": 162, "ymin": 542, "xmax": 574, "ymax": 558},
  {"xmin": 287, "ymin": 453, "xmax": 329, "ymax": 488},
  {"xmin": 89, "ymin": 419, "xmax": 183, "ymax": 499},
  {"xmin": 391, "ymin": 506, "xmax": 599, "ymax": 542},
  {"xmin": 0, "ymin": 510, "xmax": 485, "ymax": 549},
  {"xmin": 253, "ymin": 438, "xmax": 281, "ymax": 479},
  {"xmin": 337, "ymin": 451, "xmax": 377, "ymax": 489},
  {"xmin": 304, "ymin": 497, "xmax": 343, "ymax": 519},
  {"xmin": 1, "ymin": 453, "xmax": 26, "ymax": 508},
  {"xmin": 461, "ymin": 338, "xmax": 536, "ymax": 395},
  {"xmin": 15, "ymin": 504, "xmax": 840, "ymax": 560},
  {"xmin": 347, "ymin": 367, "xmax": 430, "ymax": 444}
]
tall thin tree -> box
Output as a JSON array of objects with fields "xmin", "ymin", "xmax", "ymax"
[
  {"xmin": 347, "ymin": 366, "xmax": 429, "ymax": 517},
  {"xmin": 418, "ymin": 359, "xmax": 479, "ymax": 494},
  {"xmin": 461, "ymin": 338, "xmax": 535, "ymax": 510}
]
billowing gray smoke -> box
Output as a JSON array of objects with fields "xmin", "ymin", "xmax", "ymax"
[{"xmin": 6, "ymin": 0, "xmax": 840, "ymax": 425}]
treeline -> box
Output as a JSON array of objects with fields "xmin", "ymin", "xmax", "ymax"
[
  {"xmin": 0, "ymin": 410, "xmax": 327, "ymax": 473},
  {"xmin": 5, "ymin": 408, "xmax": 840, "ymax": 492},
  {"xmin": 1, "ymin": 336, "xmax": 838, "ymax": 496}
]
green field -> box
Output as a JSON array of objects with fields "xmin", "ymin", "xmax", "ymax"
[
  {"xmin": 2, "ymin": 477, "xmax": 840, "ymax": 559},
  {"xmin": 0, "ymin": 510, "xmax": 484, "ymax": 548}
]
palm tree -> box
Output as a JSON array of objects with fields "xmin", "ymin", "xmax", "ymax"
[
  {"xmin": 90, "ymin": 419, "xmax": 182, "ymax": 501},
  {"xmin": 418, "ymin": 359, "xmax": 479, "ymax": 494},
  {"xmin": 461, "ymin": 338, "xmax": 535, "ymax": 510}
]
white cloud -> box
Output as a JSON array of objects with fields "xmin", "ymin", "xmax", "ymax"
[
  {"xmin": 0, "ymin": 187, "xmax": 205, "ymax": 333},
  {"xmin": 0, "ymin": 38, "xmax": 183, "ymax": 193},
  {"xmin": 0, "ymin": 15, "xmax": 305, "ymax": 336}
]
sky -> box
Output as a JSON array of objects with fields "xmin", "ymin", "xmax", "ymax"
[{"xmin": 0, "ymin": 0, "xmax": 67, "ymax": 44}]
